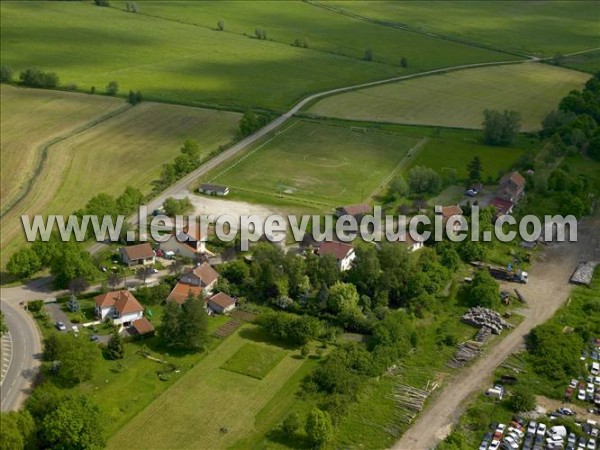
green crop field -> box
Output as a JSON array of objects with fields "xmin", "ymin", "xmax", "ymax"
[
  {"xmin": 221, "ymin": 343, "xmax": 288, "ymax": 379},
  {"xmin": 0, "ymin": 92, "xmax": 240, "ymax": 265},
  {"xmin": 561, "ymin": 49, "xmax": 600, "ymax": 73},
  {"xmin": 309, "ymin": 63, "xmax": 591, "ymax": 131},
  {"xmin": 206, "ymin": 120, "xmax": 421, "ymax": 206},
  {"xmin": 0, "ymin": 1, "xmax": 512, "ymax": 111},
  {"xmin": 108, "ymin": 325, "xmax": 315, "ymax": 450},
  {"xmin": 0, "ymin": 85, "xmax": 124, "ymax": 216},
  {"xmin": 323, "ymin": 1, "xmax": 600, "ymax": 56}
]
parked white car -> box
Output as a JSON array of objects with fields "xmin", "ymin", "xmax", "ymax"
[
  {"xmin": 489, "ymin": 440, "xmax": 500, "ymax": 450},
  {"xmin": 527, "ymin": 421, "xmax": 537, "ymax": 435},
  {"xmin": 537, "ymin": 423, "xmax": 547, "ymax": 436},
  {"xmin": 579, "ymin": 389, "xmax": 588, "ymax": 401}
]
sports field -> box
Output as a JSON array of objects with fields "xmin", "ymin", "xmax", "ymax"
[
  {"xmin": 0, "ymin": 85, "xmax": 124, "ymax": 215},
  {"xmin": 0, "ymin": 92, "xmax": 240, "ymax": 265},
  {"xmin": 0, "ymin": 1, "xmax": 511, "ymax": 110},
  {"xmin": 323, "ymin": 1, "xmax": 600, "ymax": 56},
  {"xmin": 107, "ymin": 326, "xmax": 314, "ymax": 450},
  {"xmin": 309, "ymin": 63, "xmax": 591, "ymax": 131},
  {"xmin": 207, "ymin": 120, "xmax": 421, "ymax": 206}
]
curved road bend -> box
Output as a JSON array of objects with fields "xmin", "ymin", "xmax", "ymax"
[
  {"xmin": 393, "ymin": 215, "xmax": 600, "ymax": 450},
  {"xmin": 4, "ymin": 56, "xmax": 533, "ymax": 409},
  {"xmin": 0, "ymin": 294, "xmax": 43, "ymax": 412}
]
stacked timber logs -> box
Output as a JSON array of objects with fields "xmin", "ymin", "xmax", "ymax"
[{"xmin": 461, "ymin": 307, "xmax": 513, "ymax": 334}]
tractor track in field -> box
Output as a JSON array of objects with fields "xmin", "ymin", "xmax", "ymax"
[{"xmin": 0, "ymin": 103, "xmax": 132, "ymax": 219}]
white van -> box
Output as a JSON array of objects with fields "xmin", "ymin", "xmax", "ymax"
[{"xmin": 591, "ymin": 362, "xmax": 600, "ymax": 375}]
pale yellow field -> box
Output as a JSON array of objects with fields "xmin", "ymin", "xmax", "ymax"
[
  {"xmin": 1, "ymin": 91, "xmax": 240, "ymax": 265},
  {"xmin": 309, "ymin": 63, "xmax": 591, "ymax": 131},
  {"xmin": 0, "ymin": 85, "xmax": 124, "ymax": 215}
]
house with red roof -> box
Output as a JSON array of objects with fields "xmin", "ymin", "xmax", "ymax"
[
  {"xmin": 490, "ymin": 197, "xmax": 514, "ymax": 216},
  {"xmin": 180, "ymin": 262, "xmax": 219, "ymax": 293},
  {"xmin": 335, "ymin": 203, "xmax": 372, "ymax": 218},
  {"xmin": 207, "ymin": 292, "xmax": 236, "ymax": 314},
  {"xmin": 166, "ymin": 282, "xmax": 204, "ymax": 305},
  {"xmin": 160, "ymin": 225, "xmax": 207, "ymax": 260},
  {"xmin": 436, "ymin": 205, "xmax": 464, "ymax": 233},
  {"xmin": 94, "ymin": 290, "xmax": 144, "ymax": 326},
  {"xmin": 317, "ymin": 241, "xmax": 356, "ymax": 271},
  {"xmin": 120, "ymin": 243, "xmax": 155, "ymax": 267},
  {"xmin": 498, "ymin": 171, "xmax": 526, "ymax": 203}
]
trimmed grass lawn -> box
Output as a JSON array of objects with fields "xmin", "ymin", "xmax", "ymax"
[
  {"xmin": 0, "ymin": 94, "xmax": 240, "ymax": 266},
  {"xmin": 310, "ymin": 63, "xmax": 591, "ymax": 131},
  {"xmin": 324, "ymin": 1, "xmax": 600, "ymax": 56},
  {"xmin": 221, "ymin": 342, "xmax": 287, "ymax": 379},
  {"xmin": 35, "ymin": 312, "xmax": 231, "ymax": 437},
  {"xmin": 0, "ymin": 85, "xmax": 123, "ymax": 216},
  {"xmin": 206, "ymin": 119, "xmax": 420, "ymax": 206},
  {"xmin": 107, "ymin": 325, "xmax": 314, "ymax": 449}
]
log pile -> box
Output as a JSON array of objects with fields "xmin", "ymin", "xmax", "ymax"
[
  {"xmin": 447, "ymin": 341, "xmax": 482, "ymax": 368},
  {"xmin": 475, "ymin": 326, "xmax": 492, "ymax": 342},
  {"xmin": 462, "ymin": 307, "xmax": 513, "ymax": 334},
  {"xmin": 570, "ymin": 261, "xmax": 599, "ymax": 286},
  {"xmin": 386, "ymin": 380, "xmax": 438, "ymax": 424}
]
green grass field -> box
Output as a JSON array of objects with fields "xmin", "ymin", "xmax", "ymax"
[
  {"xmin": 561, "ymin": 49, "xmax": 600, "ymax": 73},
  {"xmin": 206, "ymin": 120, "xmax": 420, "ymax": 206},
  {"xmin": 309, "ymin": 63, "xmax": 591, "ymax": 131},
  {"xmin": 323, "ymin": 1, "xmax": 600, "ymax": 56},
  {"xmin": 0, "ymin": 90, "xmax": 240, "ymax": 266},
  {"xmin": 221, "ymin": 343, "xmax": 288, "ymax": 380},
  {"xmin": 0, "ymin": 85, "xmax": 124, "ymax": 216},
  {"xmin": 0, "ymin": 1, "xmax": 512, "ymax": 111},
  {"xmin": 107, "ymin": 325, "xmax": 314, "ymax": 449}
]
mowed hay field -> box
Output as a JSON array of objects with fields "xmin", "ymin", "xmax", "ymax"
[
  {"xmin": 108, "ymin": 326, "xmax": 315, "ymax": 450},
  {"xmin": 0, "ymin": 1, "xmax": 511, "ymax": 110},
  {"xmin": 309, "ymin": 63, "xmax": 591, "ymax": 131},
  {"xmin": 0, "ymin": 95, "xmax": 240, "ymax": 265},
  {"xmin": 208, "ymin": 120, "xmax": 421, "ymax": 206},
  {"xmin": 0, "ymin": 85, "xmax": 124, "ymax": 215},
  {"xmin": 325, "ymin": 1, "xmax": 600, "ymax": 56}
]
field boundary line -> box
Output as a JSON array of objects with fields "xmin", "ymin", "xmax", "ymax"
[
  {"xmin": 224, "ymin": 185, "xmax": 336, "ymax": 208},
  {"xmin": 208, "ymin": 121, "xmax": 300, "ymax": 183},
  {"xmin": 1, "ymin": 102, "xmax": 132, "ymax": 218},
  {"xmin": 368, "ymin": 137, "xmax": 429, "ymax": 200}
]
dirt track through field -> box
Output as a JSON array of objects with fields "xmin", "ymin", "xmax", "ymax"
[{"xmin": 393, "ymin": 214, "xmax": 600, "ymax": 450}]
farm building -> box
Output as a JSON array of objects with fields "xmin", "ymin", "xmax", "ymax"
[
  {"xmin": 208, "ymin": 292, "xmax": 236, "ymax": 314},
  {"xmin": 160, "ymin": 226, "xmax": 207, "ymax": 260},
  {"xmin": 94, "ymin": 290, "xmax": 144, "ymax": 326},
  {"xmin": 490, "ymin": 197, "xmax": 514, "ymax": 216},
  {"xmin": 317, "ymin": 241, "xmax": 356, "ymax": 271},
  {"xmin": 497, "ymin": 171, "xmax": 526, "ymax": 203},
  {"xmin": 120, "ymin": 243, "xmax": 155, "ymax": 266},
  {"xmin": 166, "ymin": 282, "xmax": 204, "ymax": 305},
  {"xmin": 436, "ymin": 205, "xmax": 464, "ymax": 233},
  {"xmin": 199, "ymin": 183, "xmax": 229, "ymax": 196},
  {"xmin": 335, "ymin": 203, "xmax": 372, "ymax": 218}
]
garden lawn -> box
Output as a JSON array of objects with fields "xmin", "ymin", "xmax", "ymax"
[
  {"xmin": 207, "ymin": 120, "xmax": 420, "ymax": 206},
  {"xmin": 309, "ymin": 63, "xmax": 591, "ymax": 131},
  {"xmin": 221, "ymin": 342, "xmax": 287, "ymax": 379},
  {"xmin": 107, "ymin": 325, "xmax": 314, "ymax": 449}
]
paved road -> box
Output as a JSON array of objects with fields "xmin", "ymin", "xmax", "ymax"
[
  {"xmin": 393, "ymin": 214, "xmax": 600, "ymax": 450},
  {"xmin": 0, "ymin": 295, "xmax": 43, "ymax": 412}
]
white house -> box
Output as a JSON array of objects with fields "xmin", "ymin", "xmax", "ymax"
[
  {"xmin": 199, "ymin": 183, "xmax": 229, "ymax": 196},
  {"xmin": 208, "ymin": 292, "xmax": 236, "ymax": 314},
  {"xmin": 402, "ymin": 234, "xmax": 424, "ymax": 252},
  {"xmin": 94, "ymin": 290, "xmax": 144, "ymax": 326},
  {"xmin": 317, "ymin": 241, "xmax": 356, "ymax": 271},
  {"xmin": 120, "ymin": 243, "xmax": 155, "ymax": 267},
  {"xmin": 160, "ymin": 227, "xmax": 207, "ymax": 260}
]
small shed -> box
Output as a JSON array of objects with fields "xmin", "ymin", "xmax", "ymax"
[
  {"xmin": 208, "ymin": 292, "xmax": 236, "ymax": 314},
  {"xmin": 199, "ymin": 183, "xmax": 229, "ymax": 196}
]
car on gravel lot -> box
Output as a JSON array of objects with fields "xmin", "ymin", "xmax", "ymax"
[{"xmin": 55, "ymin": 321, "xmax": 66, "ymax": 331}]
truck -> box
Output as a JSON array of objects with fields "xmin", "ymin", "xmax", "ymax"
[{"xmin": 470, "ymin": 262, "xmax": 528, "ymax": 284}]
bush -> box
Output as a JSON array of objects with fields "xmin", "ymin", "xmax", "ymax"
[
  {"xmin": 0, "ymin": 65, "xmax": 14, "ymax": 83},
  {"xmin": 508, "ymin": 388, "xmax": 536, "ymax": 412},
  {"xmin": 19, "ymin": 68, "xmax": 59, "ymax": 88}
]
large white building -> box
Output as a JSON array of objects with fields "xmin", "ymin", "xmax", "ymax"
[{"xmin": 94, "ymin": 290, "xmax": 144, "ymax": 326}]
